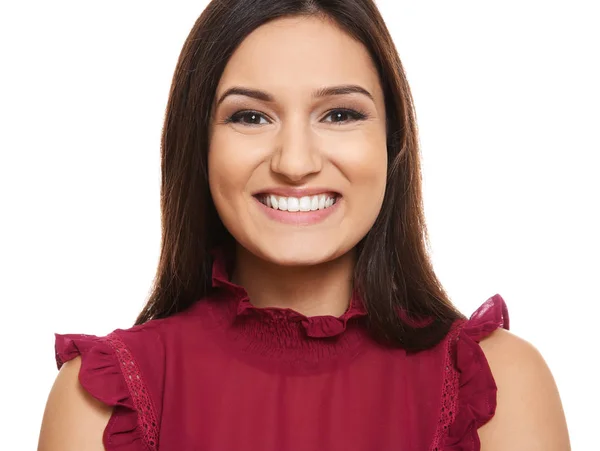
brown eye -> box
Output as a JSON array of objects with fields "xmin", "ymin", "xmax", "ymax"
[
  {"xmin": 323, "ymin": 109, "xmax": 368, "ymax": 124},
  {"xmin": 225, "ymin": 110, "xmax": 269, "ymax": 126}
]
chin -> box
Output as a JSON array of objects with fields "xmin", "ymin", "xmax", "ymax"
[{"xmin": 249, "ymin": 239, "xmax": 347, "ymax": 267}]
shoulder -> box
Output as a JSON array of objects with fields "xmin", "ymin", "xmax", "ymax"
[
  {"xmin": 54, "ymin": 318, "xmax": 168, "ymax": 377},
  {"xmin": 41, "ymin": 318, "xmax": 172, "ymax": 451},
  {"xmin": 477, "ymin": 328, "xmax": 571, "ymax": 450},
  {"xmin": 38, "ymin": 356, "xmax": 113, "ymax": 450}
]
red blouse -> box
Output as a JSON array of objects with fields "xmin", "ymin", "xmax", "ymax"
[{"xmin": 54, "ymin": 249, "xmax": 509, "ymax": 450}]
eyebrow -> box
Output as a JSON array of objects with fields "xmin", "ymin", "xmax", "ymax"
[{"xmin": 215, "ymin": 84, "xmax": 375, "ymax": 107}]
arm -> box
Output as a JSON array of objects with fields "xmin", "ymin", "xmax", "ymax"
[
  {"xmin": 478, "ymin": 329, "xmax": 571, "ymax": 450},
  {"xmin": 38, "ymin": 356, "xmax": 113, "ymax": 451}
]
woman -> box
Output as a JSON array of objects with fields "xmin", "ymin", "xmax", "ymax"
[{"xmin": 38, "ymin": 0, "xmax": 570, "ymax": 450}]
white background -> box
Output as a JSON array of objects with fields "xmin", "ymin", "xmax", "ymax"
[{"xmin": 1, "ymin": 1, "xmax": 597, "ymax": 449}]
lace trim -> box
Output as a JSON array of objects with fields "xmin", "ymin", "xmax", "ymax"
[
  {"xmin": 106, "ymin": 332, "xmax": 159, "ymax": 451},
  {"xmin": 430, "ymin": 320, "xmax": 465, "ymax": 451}
]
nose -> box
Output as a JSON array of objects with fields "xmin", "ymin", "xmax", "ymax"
[{"xmin": 270, "ymin": 121, "xmax": 322, "ymax": 183}]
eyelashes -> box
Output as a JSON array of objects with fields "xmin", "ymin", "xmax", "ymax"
[{"xmin": 222, "ymin": 107, "xmax": 370, "ymax": 127}]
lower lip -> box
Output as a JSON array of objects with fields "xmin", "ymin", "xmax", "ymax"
[{"xmin": 253, "ymin": 196, "xmax": 341, "ymax": 225}]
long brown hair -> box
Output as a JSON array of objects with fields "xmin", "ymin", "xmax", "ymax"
[{"xmin": 134, "ymin": 0, "xmax": 465, "ymax": 352}]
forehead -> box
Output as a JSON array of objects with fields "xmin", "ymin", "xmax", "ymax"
[{"xmin": 216, "ymin": 16, "xmax": 382, "ymax": 100}]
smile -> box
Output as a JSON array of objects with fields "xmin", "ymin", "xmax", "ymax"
[{"xmin": 257, "ymin": 194, "xmax": 338, "ymax": 212}]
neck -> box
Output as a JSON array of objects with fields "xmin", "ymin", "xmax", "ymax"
[{"xmin": 231, "ymin": 245, "xmax": 356, "ymax": 318}]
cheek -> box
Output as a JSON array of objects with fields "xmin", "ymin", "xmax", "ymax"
[
  {"xmin": 208, "ymin": 134, "xmax": 241, "ymax": 217},
  {"xmin": 338, "ymin": 136, "xmax": 387, "ymax": 194},
  {"xmin": 336, "ymin": 137, "xmax": 388, "ymax": 229},
  {"xmin": 208, "ymin": 144, "xmax": 228, "ymax": 206},
  {"xmin": 208, "ymin": 131, "xmax": 264, "ymax": 237},
  {"xmin": 209, "ymin": 133, "xmax": 249, "ymax": 199}
]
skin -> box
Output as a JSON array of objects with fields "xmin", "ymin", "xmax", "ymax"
[
  {"xmin": 38, "ymin": 357, "xmax": 112, "ymax": 450},
  {"xmin": 208, "ymin": 16, "xmax": 388, "ymax": 317},
  {"xmin": 37, "ymin": 15, "xmax": 571, "ymax": 450},
  {"xmin": 478, "ymin": 329, "xmax": 571, "ymax": 450}
]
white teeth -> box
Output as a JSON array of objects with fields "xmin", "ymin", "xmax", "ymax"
[
  {"xmin": 299, "ymin": 196, "xmax": 311, "ymax": 211},
  {"xmin": 278, "ymin": 197, "xmax": 288, "ymax": 211},
  {"xmin": 310, "ymin": 196, "xmax": 319, "ymax": 210},
  {"xmin": 287, "ymin": 197, "xmax": 299, "ymax": 212},
  {"xmin": 318, "ymin": 195, "xmax": 326, "ymax": 210},
  {"xmin": 260, "ymin": 194, "xmax": 338, "ymax": 212},
  {"xmin": 270, "ymin": 195, "xmax": 278, "ymax": 209}
]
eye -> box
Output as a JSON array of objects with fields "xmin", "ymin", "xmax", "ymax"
[
  {"xmin": 323, "ymin": 108, "xmax": 368, "ymax": 124},
  {"xmin": 224, "ymin": 110, "xmax": 270, "ymax": 126},
  {"xmin": 223, "ymin": 107, "xmax": 369, "ymax": 127}
]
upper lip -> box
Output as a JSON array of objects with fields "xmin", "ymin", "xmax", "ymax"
[{"xmin": 253, "ymin": 187, "xmax": 340, "ymax": 197}]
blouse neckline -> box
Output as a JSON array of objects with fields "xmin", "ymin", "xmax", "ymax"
[{"xmin": 201, "ymin": 247, "xmax": 370, "ymax": 370}]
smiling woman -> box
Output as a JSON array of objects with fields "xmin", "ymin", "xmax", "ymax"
[
  {"xmin": 38, "ymin": 1, "xmax": 570, "ymax": 450},
  {"xmin": 208, "ymin": 17, "xmax": 387, "ymax": 276}
]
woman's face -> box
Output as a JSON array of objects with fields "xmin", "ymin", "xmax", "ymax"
[{"xmin": 208, "ymin": 16, "xmax": 387, "ymax": 266}]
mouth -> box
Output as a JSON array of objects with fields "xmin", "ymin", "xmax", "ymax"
[{"xmin": 254, "ymin": 193, "xmax": 340, "ymax": 212}]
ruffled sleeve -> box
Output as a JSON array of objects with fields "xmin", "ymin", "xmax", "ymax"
[
  {"xmin": 54, "ymin": 323, "xmax": 164, "ymax": 451},
  {"xmin": 440, "ymin": 294, "xmax": 509, "ymax": 450}
]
